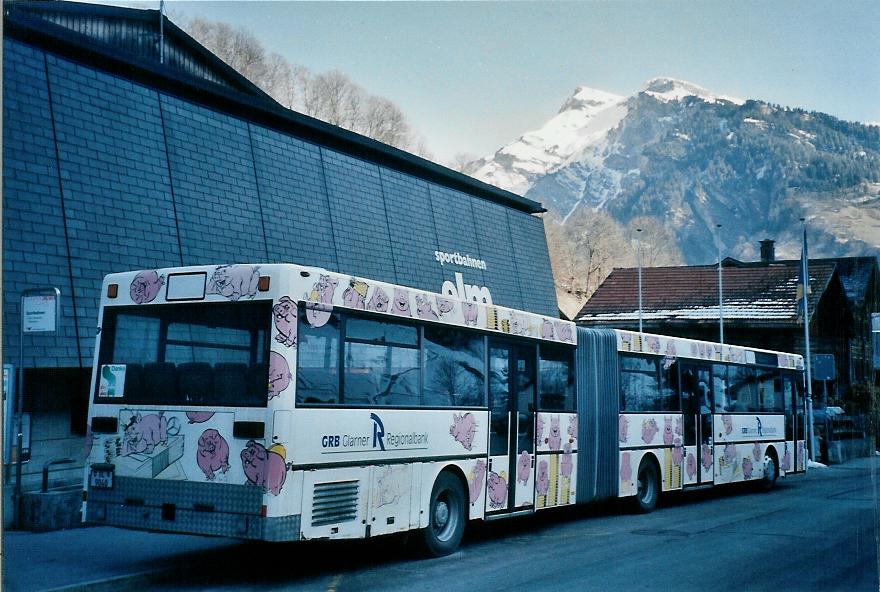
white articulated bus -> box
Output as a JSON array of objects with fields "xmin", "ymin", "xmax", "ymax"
[{"xmin": 83, "ymin": 263, "xmax": 807, "ymax": 555}]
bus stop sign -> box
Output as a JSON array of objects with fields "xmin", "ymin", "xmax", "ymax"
[{"xmin": 812, "ymin": 354, "xmax": 835, "ymax": 381}]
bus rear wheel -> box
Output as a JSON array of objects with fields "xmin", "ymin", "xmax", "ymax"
[
  {"xmin": 421, "ymin": 471, "xmax": 466, "ymax": 557},
  {"xmin": 633, "ymin": 459, "xmax": 659, "ymax": 513},
  {"xmin": 761, "ymin": 453, "xmax": 778, "ymax": 491}
]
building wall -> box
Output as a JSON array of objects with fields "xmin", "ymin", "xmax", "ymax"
[{"xmin": 3, "ymin": 37, "xmax": 558, "ymax": 371}]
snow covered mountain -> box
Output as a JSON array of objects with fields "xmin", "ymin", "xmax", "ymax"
[{"xmin": 472, "ymin": 78, "xmax": 880, "ymax": 263}]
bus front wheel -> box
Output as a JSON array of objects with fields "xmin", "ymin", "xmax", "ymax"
[
  {"xmin": 421, "ymin": 471, "xmax": 466, "ymax": 557},
  {"xmin": 633, "ymin": 458, "xmax": 660, "ymax": 513}
]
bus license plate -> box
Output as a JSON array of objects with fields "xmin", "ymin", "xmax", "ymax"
[{"xmin": 89, "ymin": 467, "xmax": 114, "ymax": 489}]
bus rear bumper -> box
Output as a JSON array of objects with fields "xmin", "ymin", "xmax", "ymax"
[{"xmin": 84, "ymin": 476, "xmax": 301, "ymax": 542}]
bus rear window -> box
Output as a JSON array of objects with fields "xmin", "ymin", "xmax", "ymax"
[{"xmin": 95, "ymin": 301, "xmax": 271, "ymax": 407}]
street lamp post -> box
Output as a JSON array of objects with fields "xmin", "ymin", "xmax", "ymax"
[
  {"xmin": 717, "ymin": 223, "xmax": 724, "ymax": 345},
  {"xmin": 637, "ymin": 228, "xmax": 643, "ymax": 333}
]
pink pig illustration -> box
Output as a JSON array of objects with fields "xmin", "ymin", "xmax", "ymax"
[
  {"xmin": 619, "ymin": 415, "xmax": 629, "ymax": 443},
  {"xmin": 641, "ymin": 418, "xmax": 659, "ymax": 444},
  {"xmin": 305, "ymin": 275, "xmax": 338, "ymax": 327},
  {"xmin": 390, "ymin": 288, "xmax": 411, "ymax": 316},
  {"xmin": 723, "ymin": 443, "xmax": 736, "ymax": 467},
  {"xmin": 273, "ymin": 296, "xmax": 297, "ymax": 347},
  {"xmin": 186, "ymin": 411, "xmax": 214, "ymax": 424},
  {"xmin": 197, "ymin": 428, "xmax": 230, "ymax": 480},
  {"xmin": 753, "ymin": 442, "xmax": 762, "ymax": 462},
  {"xmin": 675, "ymin": 416, "xmax": 683, "ymax": 436},
  {"xmin": 415, "ymin": 294, "xmax": 438, "ymax": 320},
  {"xmin": 435, "ymin": 297, "xmax": 454, "ymax": 316},
  {"xmin": 450, "ymin": 413, "xmax": 477, "ymax": 450},
  {"xmin": 561, "ymin": 444, "xmax": 573, "ymax": 477},
  {"xmin": 469, "ymin": 460, "xmax": 486, "ymax": 504},
  {"xmin": 686, "ymin": 453, "xmax": 697, "ymax": 479},
  {"xmin": 548, "ymin": 415, "xmax": 562, "ymax": 449},
  {"xmin": 241, "ymin": 440, "xmax": 286, "ymax": 495},
  {"xmin": 646, "ymin": 336, "xmax": 660, "ymax": 353},
  {"xmin": 722, "ymin": 415, "xmax": 733, "ymax": 435},
  {"xmin": 122, "ymin": 412, "xmax": 179, "ymax": 456},
  {"xmin": 541, "ymin": 320, "xmax": 555, "ymax": 340},
  {"xmin": 487, "ymin": 472, "xmax": 507, "ymax": 508},
  {"xmin": 568, "ymin": 415, "xmax": 578, "ymax": 443},
  {"xmin": 620, "ymin": 452, "xmax": 632, "ymax": 483},
  {"xmin": 343, "ymin": 279, "xmax": 368, "ymax": 309},
  {"xmin": 463, "ymin": 302, "xmax": 478, "ymax": 326},
  {"xmin": 701, "ymin": 444, "xmax": 713, "ymax": 472},
  {"xmin": 268, "ymin": 352, "xmax": 291, "ymax": 399},
  {"xmin": 367, "ymin": 286, "xmax": 389, "ymax": 312},
  {"xmin": 742, "ymin": 456, "xmax": 753, "ymax": 480},
  {"xmin": 516, "ymin": 451, "xmax": 531, "ymax": 485},
  {"xmin": 129, "ymin": 270, "xmax": 165, "ymax": 304},
  {"xmin": 535, "ymin": 415, "xmax": 545, "ymax": 447},
  {"xmin": 663, "ymin": 416, "xmax": 674, "ymax": 445},
  {"xmin": 536, "ymin": 460, "xmax": 550, "ymax": 496},
  {"xmin": 207, "ymin": 265, "xmax": 260, "ymax": 301},
  {"xmin": 673, "ymin": 438, "xmax": 683, "ymax": 465},
  {"xmin": 783, "ymin": 444, "xmax": 793, "ymax": 471},
  {"xmin": 554, "ymin": 321, "xmax": 573, "ymax": 343}
]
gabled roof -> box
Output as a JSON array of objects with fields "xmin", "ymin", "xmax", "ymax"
[
  {"xmin": 4, "ymin": 1, "xmax": 546, "ymax": 215},
  {"xmin": 576, "ymin": 261, "xmax": 837, "ymax": 327}
]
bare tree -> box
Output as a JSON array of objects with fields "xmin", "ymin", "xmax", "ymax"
[
  {"xmin": 630, "ymin": 216, "xmax": 685, "ymax": 267},
  {"xmin": 448, "ymin": 153, "xmax": 479, "ymax": 175}
]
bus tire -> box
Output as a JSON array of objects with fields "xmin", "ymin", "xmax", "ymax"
[
  {"xmin": 420, "ymin": 471, "xmax": 466, "ymax": 557},
  {"xmin": 633, "ymin": 458, "xmax": 660, "ymax": 513},
  {"xmin": 761, "ymin": 450, "xmax": 778, "ymax": 492}
]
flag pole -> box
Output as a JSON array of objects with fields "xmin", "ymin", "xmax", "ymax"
[{"xmin": 801, "ymin": 218, "xmax": 815, "ymax": 461}]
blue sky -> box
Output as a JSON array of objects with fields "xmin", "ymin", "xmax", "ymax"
[{"xmin": 94, "ymin": 1, "xmax": 879, "ymax": 163}]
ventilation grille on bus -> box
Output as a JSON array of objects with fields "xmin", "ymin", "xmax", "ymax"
[{"xmin": 311, "ymin": 480, "xmax": 359, "ymax": 527}]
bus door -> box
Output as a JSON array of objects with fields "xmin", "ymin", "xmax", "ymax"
[
  {"xmin": 681, "ymin": 363, "xmax": 714, "ymax": 485},
  {"xmin": 486, "ymin": 340, "xmax": 536, "ymax": 514}
]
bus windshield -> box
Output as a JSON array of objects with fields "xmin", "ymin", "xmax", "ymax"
[{"xmin": 94, "ymin": 300, "xmax": 271, "ymax": 407}]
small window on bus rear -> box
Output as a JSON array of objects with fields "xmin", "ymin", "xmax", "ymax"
[
  {"xmin": 296, "ymin": 311, "xmax": 341, "ymax": 405},
  {"xmin": 94, "ymin": 301, "xmax": 271, "ymax": 407},
  {"xmin": 538, "ymin": 344, "xmax": 575, "ymax": 412}
]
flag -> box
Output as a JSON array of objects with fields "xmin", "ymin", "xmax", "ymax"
[{"xmin": 796, "ymin": 226, "xmax": 811, "ymax": 322}]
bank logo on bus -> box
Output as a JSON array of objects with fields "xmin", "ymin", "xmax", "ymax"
[{"xmin": 320, "ymin": 413, "xmax": 428, "ymax": 453}]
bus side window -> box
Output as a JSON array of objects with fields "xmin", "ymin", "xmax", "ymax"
[{"xmin": 296, "ymin": 309, "xmax": 341, "ymax": 405}]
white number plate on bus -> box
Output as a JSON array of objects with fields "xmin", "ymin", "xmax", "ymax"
[{"xmin": 89, "ymin": 467, "xmax": 114, "ymax": 489}]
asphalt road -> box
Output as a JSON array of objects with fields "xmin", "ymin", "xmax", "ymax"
[{"xmin": 139, "ymin": 457, "xmax": 880, "ymax": 592}]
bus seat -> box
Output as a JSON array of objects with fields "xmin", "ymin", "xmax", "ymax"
[
  {"xmin": 214, "ymin": 363, "xmax": 248, "ymax": 405},
  {"xmin": 178, "ymin": 362, "xmax": 214, "ymax": 404}
]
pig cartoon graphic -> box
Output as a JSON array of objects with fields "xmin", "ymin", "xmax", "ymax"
[
  {"xmin": 268, "ymin": 352, "xmax": 291, "ymax": 399},
  {"xmin": 391, "ymin": 288, "xmax": 411, "ymax": 316},
  {"xmin": 273, "ymin": 296, "xmax": 297, "ymax": 348},
  {"xmin": 675, "ymin": 416, "xmax": 683, "ymax": 436},
  {"xmin": 536, "ymin": 461, "xmax": 550, "ymax": 496},
  {"xmin": 753, "ymin": 442, "xmax": 762, "ymax": 462},
  {"xmin": 665, "ymin": 341, "xmax": 677, "ymax": 357},
  {"xmin": 197, "ymin": 428, "xmax": 230, "ymax": 480},
  {"xmin": 641, "ymin": 418, "xmax": 659, "ymax": 444},
  {"xmin": 516, "ymin": 451, "xmax": 531, "ymax": 485},
  {"xmin": 450, "ymin": 413, "xmax": 477, "ymax": 450},
  {"xmin": 619, "ymin": 415, "xmax": 629, "ymax": 443},
  {"xmin": 487, "ymin": 472, "xmax": 507, "ymax": 509},
  {"xmin": 343, "ymin": 279, "xmax": 368, "ymax": 309},
  {"xmin": 554, "ymin": 322, "xmax": 573, "ymax": 343},
  {"xmin": 686, "ymin": 453, "xmax": 697, "ymax": 479},
  {"xmin": 548, "ymin": 415, "xmax": 562, "ymax": 449},
  {"xmin": 620, "ymin": 452, "xmax": 633, "ymax": 483},
  {"xmin": 673, "ymin": 438, "xmax": 683, "ymax": 465},
  {"xmin": 241, "ymin": 441, "xmax": 286, "ymax": 495},
  {"xmin": 367, "ymin": 286, "xmax": 389, "ymax": 312},
  {"xmin": 742, "ymin": 456, "xmax": 753, "ymax": 480},
  {"xmin": 783, "ymin": 444, "xmax": 793, "ymax": 471},
  {"xmin": 304, "ymin": 275, "xmax": 338, "ymax": 327},
  {"xmin": 463, "ymin": 302, "xmax": 478, "ymax": 326},
  {"xmin": 561, "ymin": 444, "xmax": 573, "ymax": 477},
  {"xmin": 416, "ymin": 294, "xmax": 439, "ymax": 320},
  {"xmin": 723, "ymin": 443, "xmax": 737, "ymax": 469},
  {"xmin": 186, "ymin": 411, "xmax": 214, "ymax": 424},
  {"xmin": 722, "ymin": 415, "xmax": 734, "ymax": 436},
  {"xmin": 541, "ymin": 320, "xmax": 555, "ymax": 340},
  {"xmin": 207, "ymin": 265, "xmax": 260, "ymax": 301},
  {"xmin": 663, "ymin": 416, "xmax": 674, "ymax": 445},
  {"xmin": 468, "ymin": 460, "xmax": 487, "ymax": 504},
  {"xmin": 435, "ymin": 297, "xmax": 455, "ymax": 317},
  {"xmin": 568, "ymin": 416, "xmax": 578, "ymax": 443},
  {"xmin": 535, "ymin": 415, "xmax": 545, "ymax": 447},
  {"xmin": 122, "ymin": 412, "xmax": 179, "ymax": 456},
  {"xmin": 129, "ymin": 270, "xmax": 164, "ymax": 304},
  {"xmin": 701, "ymin": 444, "xmax": 713, "ymax": 472},
  {"xmin": 645, "ymin": 336, "xmax": 660, "ymax": 354}
]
